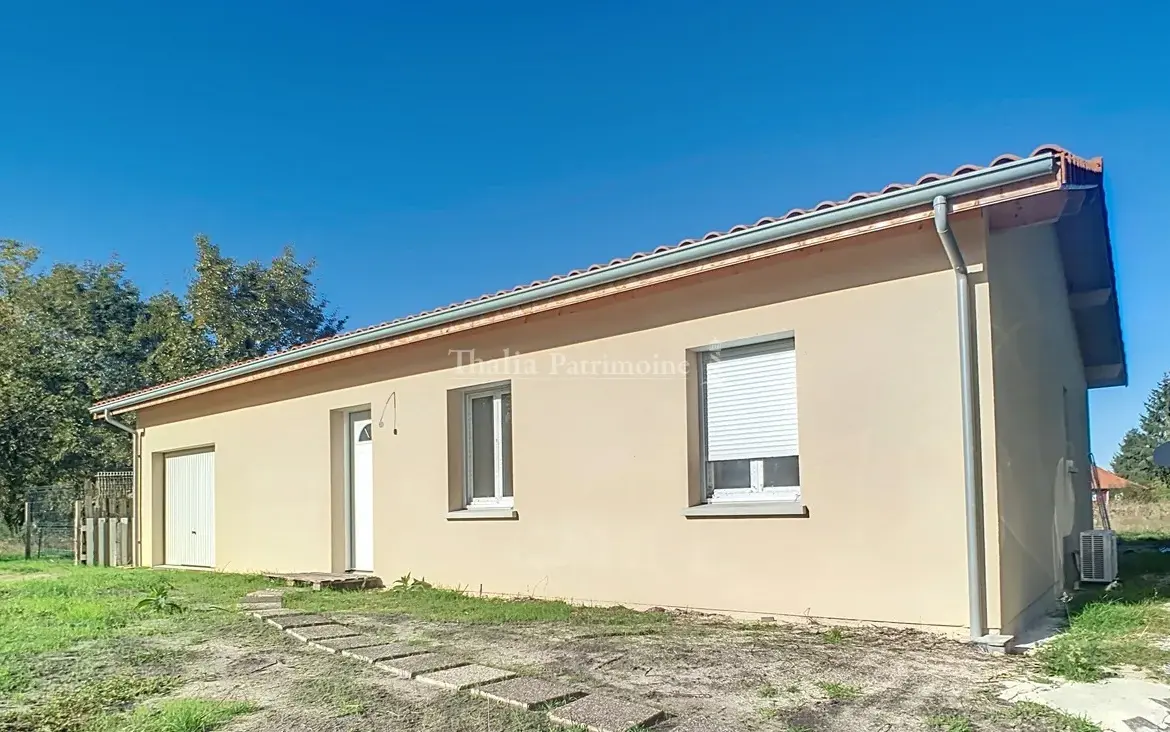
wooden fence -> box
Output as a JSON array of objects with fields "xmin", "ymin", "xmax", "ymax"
[{"xmin": 74, "ymin": 480, "xmax": 134, "ymax": 567}]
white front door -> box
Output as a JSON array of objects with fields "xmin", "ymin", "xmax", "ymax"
[
  {"xmin": 349, "ymin": 412, "xmax": 374, "ymax": 572},
  {"xmin": 164, "ymin": 450, "xmax": 215, "ymax": 567}
]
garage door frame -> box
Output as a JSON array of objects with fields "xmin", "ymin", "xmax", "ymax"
[{"xmin": 164, "ymin": 447, "xmax": 216, "ymax": 568}]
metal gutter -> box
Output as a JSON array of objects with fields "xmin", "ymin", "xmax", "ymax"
[
  {"xmin": 932, "ymin": 195, "xmax": 986, "ymax": 641},
  {"xmin": 100, "ymin": 410, "xmax": 139, "ymax": 567},
  {"xmin": 90, "ymin": 154, "xmax": 1059, "ymax": 415}
]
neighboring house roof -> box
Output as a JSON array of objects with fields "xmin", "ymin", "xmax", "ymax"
[
  {"xmin": 1094, "ymin": 466, "xmax": 1144, "ymax": 491},
  {"xmin": 91, "ymin": 144, "xmax": 1123, "ymax": 415}
]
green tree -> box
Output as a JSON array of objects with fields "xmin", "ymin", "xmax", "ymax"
[
  {"xmin": 1112, "ymin": 372, "xmax": 1170, "ymax": 492},
  {"xmin": 0, "ymin": 241, "xmax": 146, "ymax": 528},
  {"xmin": 137, "ymin": 235, "xmax": 345, "ymax": 382},
  {"xmin": 0, "ymin": 235, "xmax": 345, "ymax": 529}
]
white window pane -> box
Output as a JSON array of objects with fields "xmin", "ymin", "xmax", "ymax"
[
  {"xmin": 470, "ymin": 396, "xmax": 496, "ymax": 499},
  {"xmin": 762, "ymin": 456, "xmax": 800, "ymax": 487},
  {"xmin": 710, "ymin": 459, "xmax": 751, "ymax": 491},
  {"xmin": 500, "ymin": 392, "xmax": 513, "ymax": 497}
]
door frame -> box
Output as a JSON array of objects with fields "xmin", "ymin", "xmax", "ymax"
[{"xmin": 344, "ymin": 409, "xmax": 373, "ymax": 572}]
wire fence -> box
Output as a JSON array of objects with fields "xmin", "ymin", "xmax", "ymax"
[
  {"xmin": 6, "ymin": 472, "xmax": 133, "ymax": 561},
  {"xmin": 24, "ymin": 483, "xmax": 84, "ymax": 559}
]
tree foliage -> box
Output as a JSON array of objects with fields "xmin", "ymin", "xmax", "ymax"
[
  {"xmin": 1112, "ymin": 372, "xmax": 1170, "ymax": 495},
  {"xmin": 0, "ymin": 236, "xmax": 344, "ymax": 529}
]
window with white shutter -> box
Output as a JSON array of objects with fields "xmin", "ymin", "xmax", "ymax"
[{"xmin": 700, "ymin": 339, "xmax": 800, "ymax": 503}]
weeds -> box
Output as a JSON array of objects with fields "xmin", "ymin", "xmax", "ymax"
[
  {"xmin": 815, "ymin": 681, "xmax": 861, "ymax": 700},
  {"xmin": 757, "ymin": 682, "xmax": 779, "ymax": 698},
  {"xmin": 996, "ymin": 702, "xmax": 1102, "ymax": 732},
  {"xmin": 286, "ymin": 582, "xmax": 672, "ymax": 628},
  {"xmin": 1034, "ymin": 548, "xmax": 1170, "ymax": 681},
  {"xmin": 392, "ymin": 572, "xmax": 434, "ymax": 593},
  {"xmin": 925, "ymin": 712, "xmax": 973, "ymax": 732},
  {"xmin": 0, "ymin": 674, "xmax": 178, "ymax": 732},
  {"xmin": 823, "ymin": 627, "xmax": 844, "ymax": 644},
  {"xmin": 95, "ymin": 698, "xmax": 257, "ymax": 732}
]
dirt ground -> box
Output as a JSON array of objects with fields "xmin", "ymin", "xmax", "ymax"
[{"xmin": 138, "ymin": 610, "xmax": 1060, "ymax": 732}]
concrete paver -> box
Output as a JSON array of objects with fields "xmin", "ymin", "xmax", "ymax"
[
  {"xmin": 241, "ymin": 590, "xmax": 285, "ymax": 603},
  {"xmin": 1001, "ymin": 678, "xmax": 1170, "ymax": 732},
  {"xmin": 237, "ymin": 601, "xmax": 282, "ymax": 611},
  {"xmin": 249, "ymin": 608, "xmax": 300, "ymax": 619},
  {"xmin": 471, "ymin": 677, "xmax": 584, "ymax": 710},
  {"xmin": 286, "ymin": 624, "xmax": 358, "ymax": 642},
  {"xmin": 341, "ymin": 643, "xmax": 428, "ymax": 664},
  {"xmin": 267, "ymin": 614, "xmax": 333, "ymax": 630},
  {"xmin": 416, "ymin": 664, "xmax": 516, "ymax": 691},
  {"xmin": 375, "ymin": 653, "xmax": 467, "ymax": 679},
  {"xmin": 309, "ymin": 635, "xmax": 389, "ymax": 653},
  {"xmin": 547, "ymin": 694, "xmax": 664, "ymax": 732}
]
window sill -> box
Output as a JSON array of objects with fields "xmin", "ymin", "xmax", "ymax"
[
  {"xmin": 682, "ymin": 501, "xmax": 807, "ymax": 518},
  {"xmin": 446, "ymin": 508, "xmax": 518, "ymax": 521}
]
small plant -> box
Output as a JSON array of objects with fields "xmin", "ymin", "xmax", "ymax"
[
  {"xmin": 137, "ymin": 583, "xmax": 186, "ymax": 614},
  {"xmin": 1037, "ymin": 636, "xmax": 1107, "ymax": 682},
  {"xmin": 823, "ymin": 627, "xmax": 844, "ymax": 644},
  {"xmin": 105, "ymin": 698, "xmax": 257, "ymax": 732},
  {"xmin": 758, "ymin": 706, "xmax": 778, "ymax": 720},
  {"xmin": 926, "ymin": 713, "xmax": 973, "ymax": 732},
  {"xmin": 816, "ymin": 681, "xmax": 861, "ymax": 700},
  {"xmin": 757, "ymin": 682, "xmax": 780, "ymax": 698},
  {"xmin": 391, "ymin": 572, "xmax": 434, "ymax": 593}
]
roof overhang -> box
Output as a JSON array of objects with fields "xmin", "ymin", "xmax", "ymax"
[
  {"xmin": 1056, "ymin": 185, "xmax": 1127, "ymax": 388},
  {"xmin": 91, "ymin": 149, "xmax": 1123, "ymax": 414}
]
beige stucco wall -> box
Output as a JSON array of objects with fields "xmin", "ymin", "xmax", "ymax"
[
  {"xmin": 138, "ymin": 218, "xmax": 1002, "ymax": 631},
  {"xmin": 986, "ymin": 223, "xmax": 1092, "ymax": 636}
]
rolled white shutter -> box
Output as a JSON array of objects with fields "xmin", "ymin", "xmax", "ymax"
[{"xmin": 704, "ymin": 345, "xmax": 798, "ymax": 461}]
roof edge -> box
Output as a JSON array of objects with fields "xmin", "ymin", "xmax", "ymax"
[{"xmin": 92, "ymin": 152, "xmax": 1061, "ymax": 415}]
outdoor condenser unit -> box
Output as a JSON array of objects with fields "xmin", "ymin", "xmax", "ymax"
[{"xmin": 1079, "ymin": 529, "xmax": 1119, "ymax": 584}]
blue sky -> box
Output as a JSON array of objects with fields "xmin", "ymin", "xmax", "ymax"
[{"xmin": 1, "ymin": 2, "xmax": 1166, "ymax": 462}]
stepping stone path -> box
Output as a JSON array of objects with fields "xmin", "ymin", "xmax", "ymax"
[
  {"xmin": 309, "ymin": 635, "xmax": 388, "ymax": 653},
  {"xmin": 471, "ymin": 677, "xmax": 584, "ymax": 710},
  {"xmin": 267, "ymin": 614, "xmax": 333, "ymax": 630},
  {"xmin": 286, "ymin": 624, "xmax": 357, "ymax": 642},
  {"xmin": 548, "ymin": 695, "xmax": 665, "ymax": 732},
  {"xmin": 376, "ymin": 653, "xmax": 466, "ymax": 679},
  {"xmin": 417, "ymin": 664, "xmax": 516, "ymax": 690},
  {"xmin": 249, "ymin": 608, "xmax": 300, "ymax": 619},
  {"xmin": 341, "ymin": 643, "xmax": 427, "ymax": 664},
  {"xmin": 237, "ymin": 589, "xmax": 674, "ymax": 731}
]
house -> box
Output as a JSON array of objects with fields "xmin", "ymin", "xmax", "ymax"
[
  {"xmin": 90, "ymin": 145, "xmax": 1125, "ymax": 643},
  {"xmin": 1092, "ymin": 466, "xmax": 1143, "ymax": 507}
]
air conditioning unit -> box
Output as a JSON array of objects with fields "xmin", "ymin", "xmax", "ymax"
[{"xmin": 1080, "ymin": 529, "xmax": 1118, "ymax": 583}]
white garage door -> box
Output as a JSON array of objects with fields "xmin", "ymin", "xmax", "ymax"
[{"xmin": 165, "ymin": 450, "xmax": 215, "ymax": 567}]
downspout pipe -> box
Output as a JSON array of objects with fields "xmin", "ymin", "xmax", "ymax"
[
  {"xmin": 101, "ymin": 409, "xmax": 139, "ymax": 567},
  {"xmin": 933, "ymin": 195, "xmax": 987, "ymax": 641}
]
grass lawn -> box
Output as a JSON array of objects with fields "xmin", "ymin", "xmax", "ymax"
[
  {"xmin": 0, "ymin": 555, "xmax": 275, "ymax": 731},
  {"xmin": 5, "ymin": 550, "xmax": 1165, "ymax": 732},
  {"xmin": 1037, "ymin": 543, "xmax": 1170, "ymax": 682},
  {"xmin": 283, "ymin": 575, "xmax": 674, "ymax": 628}
]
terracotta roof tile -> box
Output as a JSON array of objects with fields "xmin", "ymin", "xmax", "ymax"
[{"xmin": 93, "ymin": 144, "xmax": 1101, "ymax": 409}]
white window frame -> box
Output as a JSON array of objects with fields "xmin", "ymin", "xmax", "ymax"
[
  {"xmin": 463, "ymin": 385, "xmax": 513, "ymax": 509},
  {"xmin": 698, "ymin": 339, "xmax": 801, "ymax": 504}
]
